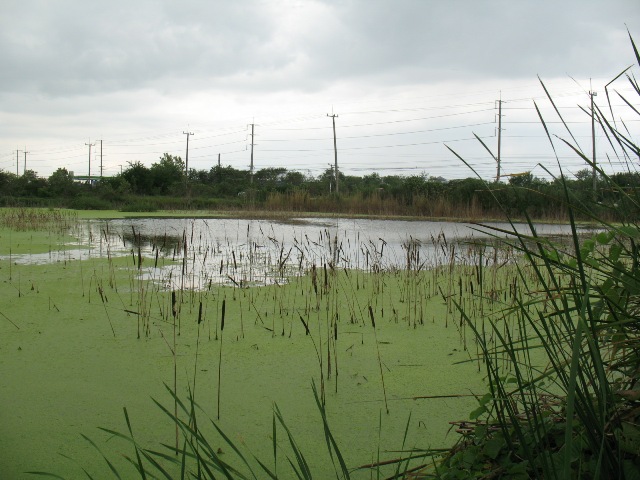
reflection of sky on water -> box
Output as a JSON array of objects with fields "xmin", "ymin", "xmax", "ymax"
[{"xmin": 1, "ymin": 217, "xmax": 593, "ymax": 289}]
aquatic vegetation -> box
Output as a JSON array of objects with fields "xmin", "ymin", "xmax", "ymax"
[{"xmin": 2, "ymin": 214, "xmax": 514, "ymax": 478}]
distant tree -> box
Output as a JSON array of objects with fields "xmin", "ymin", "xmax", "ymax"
[
  {"xmin": 0, "ymin": 169, "xmax": 16, "ymax": 193},
  {"xmin": 95, "ymin": 174, "xmax": 132, "ymax": 202},
  {"xmin": 314, "ymin": 167, "xmax": 347, "ymax": 194},
  {"xmin": 122, "ymin": 161, "xmax": 152, "ymax": 195},
  {"xmin": 361, "ymin": 172, "xmax": 382, "ymax": 191},
  {"xmin": 610, "ymin": 171, "xmax": 640, "ymax": 188},
  {"xmin": 574, "ymin": 168, "xmax": 594, "ymax": 182},
  {"xmin": 570, "ymin": 168, "xmax": 602, "ymax": 203},
  {"xmin": 508, "ymin": 171, "xmax": 536, "ymax": 188},
  {"xmin": 283, "ymin": 171, "xmax": 306, "ymax": 189},
  {"xmin": 446, "ymin": 177, "xmax": 489, "ymax": 209},
  {"xmin": 254, "ymin": 167, "xmax": 285, "ymax": 182},
  {"xmin": 14, "ymin": 170, "xmax": 47, "ymax": 197},
  {"xmin": 150, "ymin": 154, "xmax": 185, "ymax": 194},
  {"xmin": 208, "ymin": 165, "xmax": 250, "ymax": 196},
  {"xmin": 379, "ymin": 175, "xmax": 405, "ymax": 197},
  {"xmin": 47, "ymin": 168, "xmax": 78, "ymax": 197},
  {"xmin": 403, "ymin": 174, "xmax": 429, "ymax": 197}
]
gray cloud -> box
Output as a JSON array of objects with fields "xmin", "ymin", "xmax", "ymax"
[
  {"xmin": 0, "ymin": 0, "xmax": 638, "ymax": 179},
  {"xmin": 0, "ymin": 1, "xmax": 281, "ymax": 95},
  {"xmin": 308, "ymin": 1, "xmax": 638, "ymax": 82},
  {"xmin": 2, "ymin": 0, "xmax": 637, "ymax": 100}
]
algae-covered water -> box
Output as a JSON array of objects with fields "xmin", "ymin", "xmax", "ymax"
[{"xmin": 0, "ymin": 212, "xmax": 576, "ymax": 478}]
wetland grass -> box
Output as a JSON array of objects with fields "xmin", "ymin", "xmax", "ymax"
[{"xmin": 423, "ymin": 39, "xmax": 640, "ymax": 477}]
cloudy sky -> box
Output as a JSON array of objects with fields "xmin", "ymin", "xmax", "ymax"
[{"xmin": 0, "ymin": 0, "xmax": 638, "ymax": 180}]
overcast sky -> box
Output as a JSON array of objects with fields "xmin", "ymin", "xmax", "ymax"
[{"xmin": 0, "ymin": 0, "xmax": 638, "ymax": 180}]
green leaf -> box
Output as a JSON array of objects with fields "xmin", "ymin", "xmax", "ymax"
[
  {"xmin": 461, "ymin": 446, "xmax": 479, "ymax": 468},
  {"xmin": 469, "ymin": 404, "xmax": 487, "ymax": 420},
  {"xmin": 609, "ymin": 244, "xmax": 622, "ymax": 263},
  {"xmin": 543, "ymin": 248, "xmax": 559, "ymax": 262},
  {"xmin": 483, "ymin": 436, "xmax": 505, "ymax": 460},
  {"xmin": 507, "ymin": 461, "xmax": 529, "ymax": 477},
  {"xmin": 595, "ymin": 231, "xmax": 613, "ymax": 245},
  {"xmin": 620, "ymin": 420, "xmax": 640, "ymax": 455},
  {"xmin": 618, "ymin": 226, "xmax": 640, "ymax": 239}
]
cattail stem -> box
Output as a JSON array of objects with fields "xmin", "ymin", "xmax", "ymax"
[
  {"xmin": 369, "ymin": 305, "xmax": 389, "ymax": 414},
  {"xmin": 217, "ymin": 299, "xmax": 226, "ymax": 420}
]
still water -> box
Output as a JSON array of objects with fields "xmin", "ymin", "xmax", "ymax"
[{"xmin": 7, "ymin": 217, "xmax": 590, "ymax": 288}]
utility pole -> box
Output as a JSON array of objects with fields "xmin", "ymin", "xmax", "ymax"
[
  {"xmin": 98, "ymin": 139, "xmax": 103, "ymax": 178},
  {"xmin": 249, "ymin": 123, "xmax": 255, "ymax": 184},
  {"xmin": 85, "ymin": 141, "xmax": 95, "ymax": 184},
  {"xmin": 16, "ymin": 149, "xmax": 20, "ymax": 176},
  {"xmin": 23, "ymin": 149, "xmax": 29, "ymax": 175},
  {"xmin": 496, "ymin": 96, "xmax": 503, "ymax": 182},
  {"xmin": 183, "ymin": 131, "xmax": 194, "ymax": 188},
  {"xmin": 589, "ymin": 89, "xmax": 598, "ymax": 198},
  {"xmin": 327, "ymin": 113, "xmax": 339, "ymax": 194}
]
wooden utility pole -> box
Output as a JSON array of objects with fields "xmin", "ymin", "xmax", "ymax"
[
  {"xmin": 16, "ymin": 149, "xmax": 20, "ymax": 175},
  {"xmin": 249, "ymin": 123, "xmax": 255, "ymax": 184},
  {"xmin": 98, "ymin": 139, "xmax": 103, "ymax": 178},
  {"xmin": 183, "ymin": 131, "xmax": 194, "ymax": 188},
  {"xmin": 590, "ymin": 89, "xmax": 598, "ymax": 197},
  {"xmin": 23, "ymin": 149, "xmax": 29, "ymax": 175},
  {"xmin": 496, "ymin": 97, "xmax": 503, "ymax": 182},
  {"xmin": 85, "ymin": 141, "xmax": 95, "ymax": 184},
  {"xmin": 328, "ymin": 113, "xmax": 339, "ymax": 193}
]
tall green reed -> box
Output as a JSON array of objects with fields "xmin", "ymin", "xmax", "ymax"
[{"xmin": 431, "ymin": 31, "xmax": 640, "ymax": 479}]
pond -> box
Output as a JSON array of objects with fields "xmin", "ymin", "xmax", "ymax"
[
  {"xmin": 0, "ymin": 215, "xmax": 595, "ymax": 478},
  {"xmin": 4, "ymin": 216, "xmax": 589, "ymax": 290}
]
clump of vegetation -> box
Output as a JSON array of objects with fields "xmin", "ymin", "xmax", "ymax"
[
  {"xmin": 422, "ymin": 32, "xmax": 640, "ymax": 479},
  {"xmin": 0, "ymin": 207, "xmax": 77, "ymax": 233},
  {"xmin": 119, "ymin": 199, "xmax": 158, "ymax": 213},
  {"xmin": 67, "ymin": 195, "xmax": 113, "ymax": 211}
]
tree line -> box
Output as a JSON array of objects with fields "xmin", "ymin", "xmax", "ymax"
[{"xmin": 0, "ymin": 153, "xmax": 637, "ymax": 220}]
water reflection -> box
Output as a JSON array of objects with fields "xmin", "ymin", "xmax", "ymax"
[{"xmin": 2, "ymin": 217, "xmax": 593, "ymax": 289}]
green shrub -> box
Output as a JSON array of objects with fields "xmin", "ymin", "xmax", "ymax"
[{"xmin": 68, "ymin": 195, "xmax": 113, "ymax": 210}]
